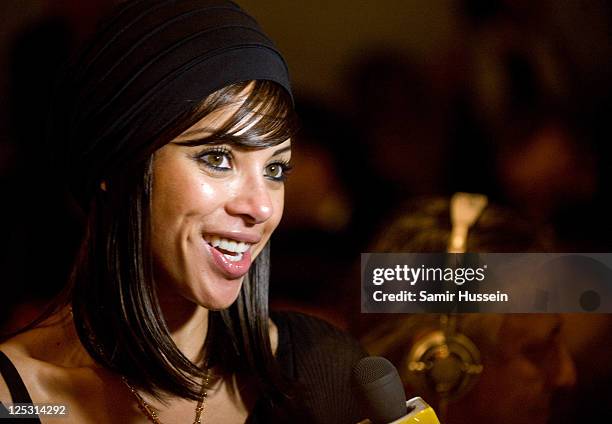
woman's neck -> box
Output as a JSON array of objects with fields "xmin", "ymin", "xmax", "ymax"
[{"xmin": 156, "ymin": 286, "xmax": 209, "ymax": 365}]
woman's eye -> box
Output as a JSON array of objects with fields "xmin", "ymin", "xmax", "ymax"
[
  {"xmin": 199, "ymin": 151, "xmax": 231, "ymax": 170},
  {"xmin": 265, "ymin": 162, "xmax": 292, "ymax": 181}
]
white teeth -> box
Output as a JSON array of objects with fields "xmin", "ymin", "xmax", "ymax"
[
  {"xmin": 224, "ymin": 252, "xmax": 244, "ymax": 262},
  {"xmin": 205, "ymin": 236, "xmax": 250, "ymax": 253}
]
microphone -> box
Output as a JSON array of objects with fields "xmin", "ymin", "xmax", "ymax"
[{"xmin": 352, "ymin": 356, "xmax": 440, "ymax": 424}]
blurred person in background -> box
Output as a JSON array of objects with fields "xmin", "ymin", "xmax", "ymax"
[
  {"xmin": 452, "ymin": 0, "xmax": 606, "ymax": 249},
  {"xmin": 352, "ymin": 196, "xmax": 612, "ymax": 423},
  {"xmin": 346, "ymin": 50, "xmax": 453, "ymax": 249},
  {"xmin": 269, "ymin": 99, "xmax": 356, "ymax": 328}
]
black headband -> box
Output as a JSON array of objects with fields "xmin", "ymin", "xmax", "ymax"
[{"xmin": 50, "ymin": 0, "xmax": 292, "ymax": 209}]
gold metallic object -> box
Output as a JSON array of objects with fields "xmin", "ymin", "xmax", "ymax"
[
  {"xmin": 447, "ymin": 192, "xmax": 488, "ymax": 253},
  {"xmin": 122, "ymin": 372, "xmax": 210, "ymax": 424},
  {"xmin": 404, "ymin": 330, "xmax": 483, "ymax": 401}
]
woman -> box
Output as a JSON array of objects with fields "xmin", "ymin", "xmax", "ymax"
[{"xmin": 0, "ymin": 1, "xmax": 365, "ymax": 423}]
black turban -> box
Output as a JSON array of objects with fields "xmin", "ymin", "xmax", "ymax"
[{"xmin": 50, "ymin": 0, "xmax": 292, "ymax": 209}]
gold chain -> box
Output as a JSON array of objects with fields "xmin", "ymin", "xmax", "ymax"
[{"xmin": 121, "ymin": 372, "xmax": 211, "ymax": 424}]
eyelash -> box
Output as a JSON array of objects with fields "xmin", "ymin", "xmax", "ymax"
[
  {"xmin": 267, "ymin": 160, "xmax": 293, "ymax": 182},
  {"xmin": 196, "ymin": 147, "xmax": 232, "ymax": 173},
  {"xmin": 195, "ymin": 147, "xmax": 293, "ymax": 182}
]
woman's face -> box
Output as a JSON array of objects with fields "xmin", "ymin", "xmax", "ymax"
[{"xmin": 150, "ymin": 103, "xmax": 291, "ymax": 310}]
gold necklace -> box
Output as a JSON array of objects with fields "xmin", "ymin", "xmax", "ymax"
[{"xmin": 121, "ymin": 373, "xmax": 211, "ymax": 424}]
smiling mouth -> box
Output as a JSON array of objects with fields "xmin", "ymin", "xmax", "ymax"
[{"xmin": 204, "ymin": 235, "xmax": 252, "ymax": 262}]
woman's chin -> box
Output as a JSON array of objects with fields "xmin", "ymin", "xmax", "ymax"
[{"xmin": 198, "ymin": 276, "xmax": 244, "ymax": 310}]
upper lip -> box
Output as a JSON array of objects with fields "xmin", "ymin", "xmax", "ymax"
[{"xmin": 202, "ymin": 231, "xmax": 262, "ymax": 244}]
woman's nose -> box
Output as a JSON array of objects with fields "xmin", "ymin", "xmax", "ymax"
[{"xmin": 225, "ymin": 174, "xmax": 274, "ymax": 224}]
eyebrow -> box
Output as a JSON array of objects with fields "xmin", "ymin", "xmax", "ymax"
[{"xmin": 272, "ymin": 145, "xmax": 291, "ymax": 156}]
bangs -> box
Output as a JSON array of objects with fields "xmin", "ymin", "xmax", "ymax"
[{"xmin": 176, "ymin": 80, "xmax": 297, "ymax": 148}]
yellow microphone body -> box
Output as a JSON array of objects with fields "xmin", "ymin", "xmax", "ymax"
[
  {"xmin": 357, "ymin": 397, "xmax": 440, "ymax": 424},
  {"xmin": 390, "ymin": 397, "xmax": 440, "ymax": 424}
]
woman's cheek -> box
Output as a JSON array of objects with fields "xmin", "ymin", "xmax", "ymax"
[{"xmin": 271, "ymin": 188, "xmax": 285, "ymax": 227}]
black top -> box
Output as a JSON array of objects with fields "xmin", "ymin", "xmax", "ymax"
[
  {"xmin": 249, "ymin": 311, "xmax": 367, "ymax": 423},
  {"xmin": 0, "ymin": 351, "xmax": 40, "ymax": 423},
  {"xmin": 1, "ymin": 311, "xmax": 366, "ymax": 423}
]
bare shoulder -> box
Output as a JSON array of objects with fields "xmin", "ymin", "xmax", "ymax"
[
  {"xmin": 0, "ymin": 311, "xmax": 93, "ymax": 405},
  {"xmin": 0, "ymin": 336, "xmax": 109, "ymax": 424},
  {"xmin": 0, "ymin": 338, "xmax": 38, "ymax": 405},
  {"xmin": 0, "ymin": 334, "xmax": 132, "ymax": 424}
]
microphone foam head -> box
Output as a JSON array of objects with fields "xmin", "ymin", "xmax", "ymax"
[{"xmin": 352, "ymin": 356, "xmax": 407, "ymax": 424}]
